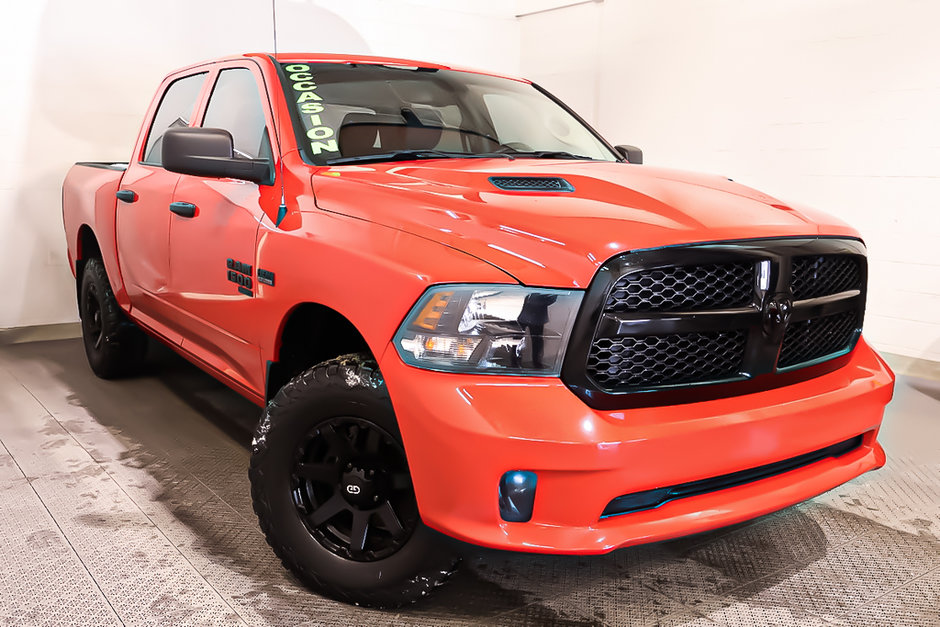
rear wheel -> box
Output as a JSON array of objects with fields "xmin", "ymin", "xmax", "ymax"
[
  {"xmin": 249, "ymin": 354, "xmax": 460, "ymax": 607},
  {"xmin": 79, "ymin": 258, "xmax": 147, "ymax": 379}
]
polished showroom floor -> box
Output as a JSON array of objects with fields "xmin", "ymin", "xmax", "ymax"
[{"xmin": 0, "ymin": 338, "xmax": 937, "ymax": 626}]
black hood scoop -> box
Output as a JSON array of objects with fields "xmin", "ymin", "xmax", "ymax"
[{"xmin": 489, "ymin": 176, "xmax": 575, "ymax": 192}]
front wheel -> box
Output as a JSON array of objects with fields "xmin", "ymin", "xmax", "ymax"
[{"xmin": 249, "ymin": 354, "xmax": 460, "ymax": 607}]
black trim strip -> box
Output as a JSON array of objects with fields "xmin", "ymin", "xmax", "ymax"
[
  {"xmin": 598, "ymin": 308, "xmax": 759, "ymax": 336},
  {"xmin": 75, "ymin": 161, "xmax": 128, "ymax": 171},
  {"xmin": 601, "ymin": 434, "xmax": 864, "ymax": 518}
]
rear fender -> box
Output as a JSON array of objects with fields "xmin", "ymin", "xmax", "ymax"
[{"xmin": 63, "ymin": 164, "xmax": 129, "ymax": 308}]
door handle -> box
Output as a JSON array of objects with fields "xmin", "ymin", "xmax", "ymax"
[
  {"xmin": 169, "ymin": 202, "xmax": 197, "ymax": 218},
  {"xmin": 116, "ymin": 189, "xmax": 137, "ymax": 203}
]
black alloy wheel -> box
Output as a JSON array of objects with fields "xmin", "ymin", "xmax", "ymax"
[
  {"xmin": 291, "ymin": 416, "xmax": 418, "ymax": 562},
  {"xmin": 250, "ymin": 354, "xmax": 460, "ymax": 607}
]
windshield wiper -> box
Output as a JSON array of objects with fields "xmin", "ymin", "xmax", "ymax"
[
  {"xmin": 325, "ymin": 150, "xmax": 468, "ymax": 165},
  {"xmin": 507, "ymin": 150, "xmax": 596, "ymax": 160},
  {"xmin": 325, "ymin": 149, "xmax": 515, "ymax": 166}
]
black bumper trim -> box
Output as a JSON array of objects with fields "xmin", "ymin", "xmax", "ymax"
[{"xmin": 601, "ymin": 434, "xmax": 864, "ymax": 518}]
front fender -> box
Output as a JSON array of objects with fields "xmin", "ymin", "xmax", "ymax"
[{"xmin": 254, "ymin": 209, "xmax": 516, "ymax": 366}]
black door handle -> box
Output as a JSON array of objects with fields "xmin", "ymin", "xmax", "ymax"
[
  {"xmin": 170, "ymin": 202, "xmax": 196, "ymax": 218},
  {"xmin": 169, "ymin": 202, "xmax": 197, "ymax": 218},
  {"xmin": 116, "ymin": 189, "xmax": 137, "ymax": 203}
]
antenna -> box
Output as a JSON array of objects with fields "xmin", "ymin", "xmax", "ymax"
[{"xmin": 272, "ymin": 0, "xmax": 288, "ymax": 226}]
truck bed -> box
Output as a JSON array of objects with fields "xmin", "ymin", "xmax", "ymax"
[{"xmin": 74, "ymin": 161, "xmax": 128, "ymax": 171}]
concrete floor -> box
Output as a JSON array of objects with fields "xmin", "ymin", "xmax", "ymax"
[{"xmin": 0, "ymin": 338, "xmax": 937, "ymax": 627}]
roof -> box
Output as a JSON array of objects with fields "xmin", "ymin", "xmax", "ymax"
[{"xmin": 247, "ymin": 52, "xmax": 529, "ymax": 83}]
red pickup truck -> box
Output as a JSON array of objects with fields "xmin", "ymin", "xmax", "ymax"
[{"xmin": 62, "ymin": 53, "xmax": 895, "ymax": 607}]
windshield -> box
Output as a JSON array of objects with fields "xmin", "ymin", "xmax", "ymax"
[{"xmin": 279, "ymin": 62, "xmax": 619, "ymax": 165}]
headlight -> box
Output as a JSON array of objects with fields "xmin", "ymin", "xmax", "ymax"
[{"xmin": 394, "ymin": 284, "xmax": 583, "ymax": 375}]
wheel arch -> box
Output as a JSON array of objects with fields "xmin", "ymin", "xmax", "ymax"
[
  {"xmin": 266, "ymin": 302, "xmax": 373, "ymax": 401},
  {"xmin": 75, "ymin": 225, "xmax": 101, "ymax": 304}
]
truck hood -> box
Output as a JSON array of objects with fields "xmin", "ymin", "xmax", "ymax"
[{"xmin": 310, "ymin": 159, "xmax": 857, "ymax": 288}]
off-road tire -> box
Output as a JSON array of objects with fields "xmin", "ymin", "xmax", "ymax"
[
  {"xmin": 249, "ymin": 354, "xmax": 460, "ymax": 608},
  {"xmin": 79, "ymin": 258, "xmax": 147, "ymax": 379}
]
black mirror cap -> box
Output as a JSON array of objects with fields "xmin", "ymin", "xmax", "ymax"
[
  {"xmin": 615, "ymin": 144, "xmax": 643, "ymax": 164},
  {"xmin": 163, "ymin": 127, "xmax": 273, "ymax": 185},
  {"xmin": 164, "ymin": 127, "xmax": 234, "ymax": 162}
]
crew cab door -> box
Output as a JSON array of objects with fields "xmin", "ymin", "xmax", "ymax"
[
  {"xmin": 116, "ymin": 71, "xmax": 208, "ymax": 339},
  {"xmin": 164, "ymin": 64, "xmax": 277, "ymax": 395}
]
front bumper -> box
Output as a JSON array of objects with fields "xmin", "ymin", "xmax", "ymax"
[{"xmin": 379, "ymin": 336, "xmax": 894, "ymax": 554}]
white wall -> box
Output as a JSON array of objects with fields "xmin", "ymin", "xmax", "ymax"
[
  {"xmin": 0, "ymin": 0, "xmax": 518, "ymax": 329},
  {"xmin": 3, "ymin": 0, "xmax": 938, "ymax": 363},
  {"xmin": 519, "ymin": 0, "xmax": 940, "ymax": 362}
]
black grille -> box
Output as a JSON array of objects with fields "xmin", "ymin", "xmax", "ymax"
[
  {"xmin": 791, "ymin": 255, "xmax": 862, "ymax": 300},
  {"xmin": 563, "ymin": 238, "xmax": 868, "ymax": 409},
  {"xmin": 606, "ymin": 263, "xmax": 753, "ymax": 313},
  {"xmin": 488, "ymin": 176, "xmax": 574, "ymax": 192},
  {"xmin": 778, "ymin": 310, "xmax": 859, "ymax": 368},
  {"xmin": 587, "ymin": 330, "xmax": 747, "ymax": 389}
]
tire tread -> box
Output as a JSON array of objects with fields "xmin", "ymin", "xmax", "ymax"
[
  {"xmin": 80, "ymin": 258, "xmax": 147, "ymax": 379},
  {"xmin": 249, "ymin": 354, "xmax": 459, "ymax": 608}
]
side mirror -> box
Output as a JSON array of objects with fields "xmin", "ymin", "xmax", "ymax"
[
  {"xmin": 163, "ymin": 127, "xmax": 273, "ymax": 185},
  {"xmin": 615, "ymin": 145, "xmax": 643, "ymax": 164}
]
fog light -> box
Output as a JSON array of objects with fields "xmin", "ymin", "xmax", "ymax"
[{"xmin": 498, "ymin": 470, "xmax": 537, "ymax": 522}]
